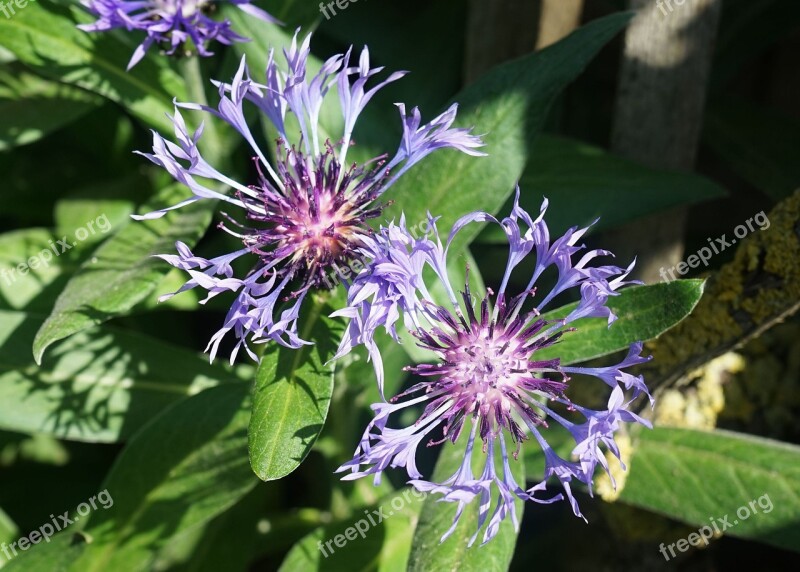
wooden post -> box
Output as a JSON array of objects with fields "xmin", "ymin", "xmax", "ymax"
[
  {"xmin": 464, "ymin": 0, "xmax": 539, "ymax": 83},
  {"xmin": 536, "ymin": 0, "xmax": 584, "ymax": 49},
  {"xmin": 606, "ymin": 0, "xmax": 723, "ymax": 283},
  {"xmin": 464, "ymin": 0, "xmax": 585, "ymax": 82}
]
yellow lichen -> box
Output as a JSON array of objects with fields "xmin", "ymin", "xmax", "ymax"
[
  {"xmin": 642, "ymin": 190, "xmax": 800, "ymax": 389},
  {"xmin": 597, "ymin": 432, "xmax": 632, "ymax": 502},
  {"xmin": 719, "ymin": 322, "xmax": 800, "ymax": 438},
  {"xmin": 653, "ymin": 352, "xmax": 744, "ymax": 429}
]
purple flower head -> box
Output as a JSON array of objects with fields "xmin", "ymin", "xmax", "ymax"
[
  {"xmin": 78, "ymin": 0, "xmax": 280, "ymax": 69},
  {"xmin": 335, "ymin": 190, "xmax": 653, "ymax": 544},
  {"xmin": 134, "ymin": 32, "xmax": 485, "ymax": 363}
]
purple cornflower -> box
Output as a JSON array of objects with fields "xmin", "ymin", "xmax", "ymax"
[
  {"xmin": 335, "ymin": 191, "xmax": 653, "ymax": 545},
  {"xmin": 78, "ymin": 0, "xmax": 280, "ymax": 69},
  {"xmin": 133, "ymin": 32, "xmax": 485, "ymax": 362}
]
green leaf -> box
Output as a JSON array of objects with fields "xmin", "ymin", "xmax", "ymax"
[
  {"xmin": 0, "ymin": 0, "xmax": 185, "ymax": 132},
  {"xmin": 382, "ymin": 12, "xmax": 635, "ymax": 256},
  {"xmin": 339, "ymin": 327, "xmax": 413, "ymax": 409},
  {"xmin": 153, "ymin": 486, "xmax": 274, "ymax": 572},
  {"xmin": 619, "ymin": 427, "xmax": 800, "ymax": 553},
  {"xmin": 279, "ymin": 488, "xmax": 425, "ymax": 572},
  {"xmin": 703, "ymin": 98, "xmax": 800, "ymax": 200},
  {"xmin": 0, "ymin": 228, "xmax": 79, "ymax": 313},
  {"xmin": 0, "ymin": 45, "xmax": 15, "ymax": 63},
  {"xmin": 0, "ymin": 65, "xmax": 102, "ymax": 151},
  {"xmin": 32, "ymin": 184, "xmax": 214, "ymax": 364},
  {"xmin": 0, "ymin": 309, "xmax": 249, "ymax": 443},
  {"xmin": 0, "ymin": 505, "xmax": 18, "ymax": 546},
  {"xmin": 408, "ymin": 438, "xmax": 524, "ymax": 571},
  {"xmin": 249, "ymin": 294, "xmax": 344, "ymax": 481},
  {"xmin": 478, "ymin": 135, "xmax": 728, "ymax": 242},
  {"xmin": 2, "ymin": 533, "xmax": 88, "ymax": 572},
  {"xmin": 53, "ymin": 178, "xmax": 140, "ymax": 245},
  {"xmin": 536, "ymin": 280, "xmax": 705, "ymax": 365},
  {"xmin": 267, "ymin": 0, "xmax": 324, "ymax": 27},
  {"xmin": 398, "ymin": 255, "xmax": 699, "ymax": 370},
  {"xmin": 69, "ymin": 383, "xmax": 258, "ymax": 571}
]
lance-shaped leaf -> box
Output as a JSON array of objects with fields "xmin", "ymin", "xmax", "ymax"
[
  {"xmin": 536, "ymin": 280, "xmax": 705, "ymax": 365},
  {"xmin": 619, "ymin": 427, "xmax": 800, "ymax": 553},
  {"xmin": 249, "ymin": 293, "xmax": 344, "ymax": 481},
  {"xmin": 0, "ymin": 228, "xmax": 80, "ymax": 313},
  {"xmin": 279, "ymin": 488, "xmax": 425, "ymax": 572},
  {"xmin": 32, "ymin": 184, "xmax": 214, "ymax": 364},
  {"xmin": 0, "ymin": 506, "xmax": 17, "ymax": 546},
  {"xmin": 67, "ymin": 383, "xmax": 258, "ymax": 571},
  {"xmin": 2, "ymin": 534, "xmax": 87, "ymax": 572},
  {"xmin": 408, "ymin": 438, "xmax": 525, "ymax": 572},
  {"xmin": 478, "ymin": 135, "xmax": 728, "ymax": 242},
  {"xmin": 0, "ymin": 64, "xmax": 102, "ymax": 151},
  {"xmin": 402, "ymin": 278, "xmax": 702, "ymax": 367},
  {"xmin": 0, "ymin": 309, "xmax": 249, "ymax": 443},
  {"xmin": 382, "ymin": 12, "xmax": 635, "ymax": 256},
  {"xmin": 0, "ymin": 0, "xmax": 185, "ymax": 132}
]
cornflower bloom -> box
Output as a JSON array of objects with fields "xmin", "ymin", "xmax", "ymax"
[
  {"xmin": 134, "ymin": 33, "xmax": 485, "ymax": 362},
  {"xmin": 335, "ymin": 192, "xmax": 653, "ymax": 544},
  {"xmin": 78, "ymin": 0, "xmax": 280, "ymax": 69}
]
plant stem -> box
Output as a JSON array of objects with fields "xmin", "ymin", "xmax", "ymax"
[{"xmin": 178, "ymin": 55, "xmax": 226, "ymax": 168}]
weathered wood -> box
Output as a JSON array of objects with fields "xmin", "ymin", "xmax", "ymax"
[
  {"xmin": 641, "ymin": 190, "xmax": 800, "ymax": 400},
  {"xmin": 464, "ymin": 0, "xmax": 584, "ymax": 82},
  {"xmin": 464, "ymin": 0, "xmax": 539, "ymax": 83},
  {"xmin": 536, "ymin": 0, "xmax": 584, "ymax": 49},
  {"xmin": 607, "ymin": 0, "xmax": 723, "ymax": 283}
]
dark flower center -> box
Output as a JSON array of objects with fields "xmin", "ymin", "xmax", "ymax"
[
  {"xmin": 273, "ymin": 188, "xmax": 362, "ymax": 268},
  {"xmin": 403, "ymin": 288, "xmax": 571, "ymax": 449},
  {"xmin": 231, "ymin": 142, "xmax": 389, "ymax": 290}
]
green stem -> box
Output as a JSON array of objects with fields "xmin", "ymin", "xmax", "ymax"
[{"xmin": 178, "ymin": 55, "xmax": 226, "ymax": 168}]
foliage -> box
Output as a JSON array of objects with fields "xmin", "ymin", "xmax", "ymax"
[{"xmin": 1, "ymin": 0, "xmax": 798, "ymax": 570}]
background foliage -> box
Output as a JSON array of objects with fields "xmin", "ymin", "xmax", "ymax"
[{"xmin": 1, "ymin": 0, "xmax": 798, "ymax": 570}]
